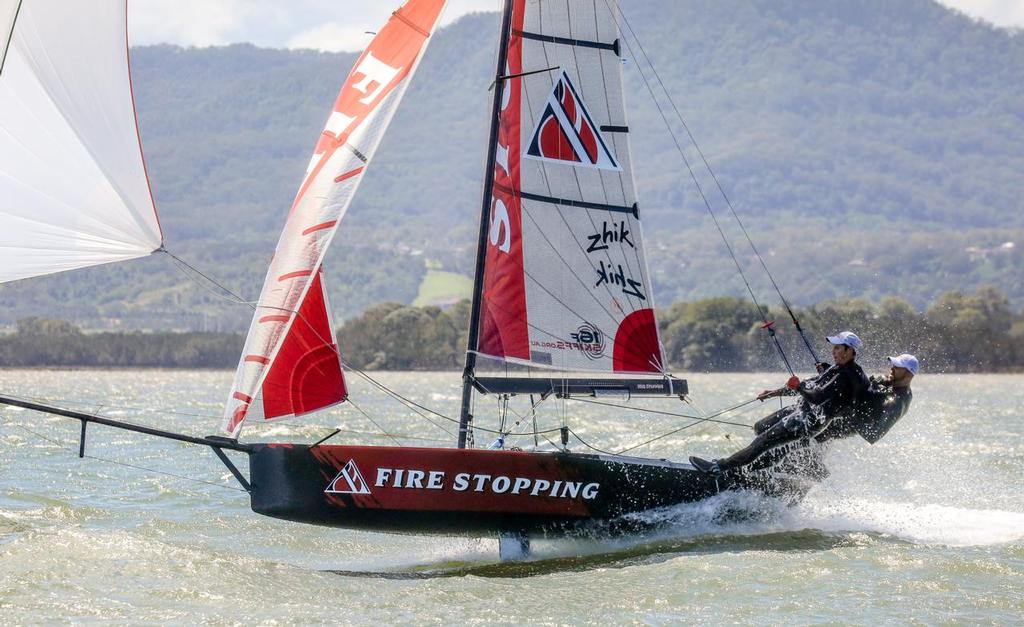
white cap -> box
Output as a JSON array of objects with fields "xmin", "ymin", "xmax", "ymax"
[
  {"xmin": 826, "ymin": 331, "xmax": 862, "ymax": 351},
  {"xmin": 888, "ymin": 353, "xmax": 919, "ymax": 375}
]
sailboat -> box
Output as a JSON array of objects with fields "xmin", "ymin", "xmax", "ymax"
[{"xmin": 0, "ymin": 0, "xmax": 812, "ymax": 557}]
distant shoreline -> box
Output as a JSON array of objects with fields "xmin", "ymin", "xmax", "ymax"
[{"xmin": 3, "ymin": 287, "xmax": 1022, "ymax": 373}]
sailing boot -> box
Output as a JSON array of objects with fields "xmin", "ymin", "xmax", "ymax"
[{"xmin": 689, "ymin": 456, "xmax": 723, "ymax": 475}]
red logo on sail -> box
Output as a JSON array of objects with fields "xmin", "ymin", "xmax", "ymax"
[
  {"xmin": 325, "ymin": 459, "xmax": 371, "ymax": 495},
  {"xmin": 526, "ymin": 71, "xmax": 619, "ymax": 170}
]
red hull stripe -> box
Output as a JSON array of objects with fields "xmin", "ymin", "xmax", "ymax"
[
  {"xmin": 232, "ymin": 391, "xmax": 253, "ymax": 403},
  {"xmin": 278, "ymin": 270, "xmax": 313, "ymax": 282},
  {"xmin": 333, "ymin": 167, "xmax": 364, "ymax": 183},
  {"xmin": 259, "ymin": 315, "xmax": 291, "ymax": 323},
  {"xmin": 302, "ymin": 220, "xmax": 338, "ymax": 236},
  {"xmin": 244, "ymin": 355, "xmax": 271, "ymax": 365}
]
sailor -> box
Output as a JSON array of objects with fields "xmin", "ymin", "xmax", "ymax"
[
  {"xmin": 689, "ymin": 331, "xmax": 869, "ymax": 475},
  {"xmin": 741, "ymin": 353, "xmax": 918, "ymax": 476},
  {"xmin": 816, "ymin": 352, "xmax": 916, "ymax": 444}
]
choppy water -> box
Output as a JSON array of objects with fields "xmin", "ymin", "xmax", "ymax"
[{"xmin": 1, "ymin": 370, "xmax": 1022, "ymax": 624}]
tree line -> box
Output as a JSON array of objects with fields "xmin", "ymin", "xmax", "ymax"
[{"xmin": 2, "ymin": 287, "xmax": 1020, "ymax": 373}]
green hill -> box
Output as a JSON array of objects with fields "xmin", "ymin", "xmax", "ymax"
[{"xmin": 0, "ymin": 0, "xmax": 1021, "ymax": 330}]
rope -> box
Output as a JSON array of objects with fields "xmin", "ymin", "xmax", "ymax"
[
  {"xmin": 158, "ymin": 248, "xmax": 467, "ymax": 440},
  {"xmin": 568, "ymin": 397, "xmax": 760, "ymax": 457},
  {"xmin": 566, "ymin": 396, "xmax": 755, "ymax": 428},
  {"xmin": 160, "ymin": 247, "xmax": 255, "ymax": 308},
  {"xmin": 346, "ymin": 397, "xmax": 405, "ymax": 447},
  {"xmin": 607, "ymin": 8, "xmax": 821, "ymax": 367},
  {"xmin": 602, "ymin": 1, "xmax": 795, "ymax": 376}
]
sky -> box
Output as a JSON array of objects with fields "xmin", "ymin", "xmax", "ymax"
[{"xmin": 128, "ymin": 0, "xmax": 1024, "ymax": 53}]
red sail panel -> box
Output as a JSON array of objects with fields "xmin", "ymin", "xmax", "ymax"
[
  {"xmin": 477, "ymin": 0, "xmax": 530, "ymax": 361},
  {"xmin": 258, "ymin": 272, "xmax": 347, "ymax": 419},
  {"xmin": 612, "ymin": 308, "xmax": 662, "ymax": 373}
]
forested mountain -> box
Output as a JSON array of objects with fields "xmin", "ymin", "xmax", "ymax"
[{"xmin": 0, "ymin": 0, "xmax": 1021, "ymax": 330}]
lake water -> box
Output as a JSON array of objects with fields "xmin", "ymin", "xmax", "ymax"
[{"xmin": 1, "ymin": 370, "xmax": 1022, "ymax": 624}]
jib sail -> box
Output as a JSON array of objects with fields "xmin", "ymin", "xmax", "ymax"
[
  {"xmin": 474, "ymin": 0, "xmax": 664, "ymax": 374},
  {"xmin": 223, "ymin": 0, "xmax": 447, "ymax": 436},
  {"xmin": 0, "ymin": 0, "xmax": 162, "ymax": 284}
]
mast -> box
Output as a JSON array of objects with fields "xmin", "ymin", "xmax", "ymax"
[{"xmin": 457, "ymin": 0, "xmax": 515, "ymax": 449}]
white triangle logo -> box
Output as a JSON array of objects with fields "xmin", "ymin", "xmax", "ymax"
[
  {"xmin": 525, "ymin": 70, "xmax": 620, "ymax": 170},
  {"xmin": 324, "ymin": 459, "xmax": 371, "ymax": 495}
]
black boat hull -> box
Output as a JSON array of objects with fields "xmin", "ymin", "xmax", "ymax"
[{"xmin": 248, "ymin": 444, "xmax": 813, "ymax": 536}]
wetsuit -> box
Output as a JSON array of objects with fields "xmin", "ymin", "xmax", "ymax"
[
  {"xmin": 713, "ymin": 361, "xmax": 868, "ymax": 472},
  {"xmin": 816, "ymin": 381, "xmax": 913, "ymax": 444},
  {"xmin": 748, "ymin": 380, "xmax": 913, "ymax": 474}
]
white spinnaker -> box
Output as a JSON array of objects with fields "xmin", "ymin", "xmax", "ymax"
[{"xmin": 0, "ymin": 0, "xmax": 161, "ymax": 284}]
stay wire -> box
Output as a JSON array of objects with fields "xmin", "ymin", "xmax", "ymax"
[
  {"xmin": 160, "ymin": 247, "xmax": 255, "ymax": 308},
  {"xmin": 159, "ymin": 249, "xmax": 462, "ymax": 440},
  {"xmin": 609, "ymin": 6, "xmax": 821, "ymax": 367},
  {"xmin": 566, "ymin": 395, "xmax": 756, "ymax": 428},
  {"xmin": 568, "ymin": 396, "xmax": 759, "ymax": 457},
  {"xmin": 603, "ymin": 1, "xmax": 795, "ymax": 376},
  {"xmin": 346, "ymin": 397, "xmax": 405, "ymax": 447}
]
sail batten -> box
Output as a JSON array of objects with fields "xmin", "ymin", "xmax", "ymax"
[
  {"xmin": 473, "ymin": 0, "xmax": 664, "ymax": 375},
  {"xmin": 223, "ymin": 0, "xmax": 448, "ymax": 437}
]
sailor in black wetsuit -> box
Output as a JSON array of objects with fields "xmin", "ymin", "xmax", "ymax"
[
  {"xmin": 744, "ymin": 353, "xmax": 917, "ymax": 477},
  {"xmin": 690, "ymin": 331, "xmax": 869, "ymax": 475}
]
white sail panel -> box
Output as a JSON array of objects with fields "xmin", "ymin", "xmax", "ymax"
[
  {"xmin": 476, "ymin": 0, "xmax": 664, "ymax": 373},
  {"xmin": 0, "ymin": 0, "xmax": 162, "ymax": 284},
  {"xmin": 223, "ymin": 0, "xmax": 448, "ymax": 437}
]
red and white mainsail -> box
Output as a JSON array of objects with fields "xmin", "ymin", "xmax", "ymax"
[
  {"xmin": 0, "ymin": 0, "xmax": 162, "ymax": 284},
  {"xmin": 224, "ymin": 0, "xmax": 447, "ymax": 436},
  {"xmin": 476, "ymin": 0, "xmax": 664, "ymax": 374}
]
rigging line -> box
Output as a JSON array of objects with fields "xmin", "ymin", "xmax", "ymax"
[
  {"xmin": 11, "ymin": 424, "xmax": 247, "ymax": 494},
  {"xmin": 568, "ymin": 399, "xmax": 754, "ymax": 459},
  {"xmin": 317, "ymin": 427, "xmax": 448, "ymax": 444},
  {"xmin": 682, "ymin": 396, "xmax": 733, "ymax": 442},
  {"xmin": 566, "ymin": 427, "xmax": 621, "ymax": 457},
  {"xmin": 602, "ymin": 0, "xmax": 795, "ymax": 376},
  {"xmin": 613, "ymin": 399, "xmax": 760, "ymax": 455},
  {"xmin": 566, "ymin": 395, "xmax": 756, "ymax": 427},
  {"xmin": 248, "ymin": 301, "xmax": 458, "ymax": 439},
  {"xmin": 608, "ymin": 6, "xmax": 820, "ymax": 366},
  {"xmin": 159, "ymin": 247, "xmax": 254, "ymax": 308},
  {"xmin": 458, "ymin": 377, "xmax": 563, "ymax": 437},
  {"xmin": 346, "ymin": 397, "xmax": 405, "ymax": 447}
]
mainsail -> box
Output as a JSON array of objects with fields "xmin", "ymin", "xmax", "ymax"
[
  {"xmin": 223, "ymin": 0, "xmax": 447, "ymax": 436},
  {"xmin": 474, "ymin": 0, "xmax": 664, "ymax": 374},
  {"xmin": 0, "ymin": 0, "xmax": 162, "ymax": 284}
]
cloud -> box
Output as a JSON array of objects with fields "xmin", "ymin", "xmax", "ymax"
[
  {"xmin": 130, "ymin": 0, "xmax": 502, "ymax": 51},
  {"xmin": 287, "ymin": 22, "xmax": 379, "ymax": 53},
  {"xmin": 440, "ymin": 0, "xmax": 502, "ymax": 25},
  {"xmin": 129, "ymin": 0, "xmax": 258, "ymax": 47},
  {"xmin": 129, "ymin": 0, "xmax": 1024, "ymax": 51},
  {"xmin": 936, "ymin": 0, "xmax": 1024, "ymax": 29}
]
